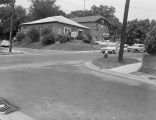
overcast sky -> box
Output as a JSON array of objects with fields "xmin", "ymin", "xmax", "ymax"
[{"xmin": 16, "ymin": 0, "xmax": 156, "ymax": 22}]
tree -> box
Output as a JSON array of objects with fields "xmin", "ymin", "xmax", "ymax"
[
  {"xmin": 0, "ymin": 5, "xmax": 26, "ymax": 39},
  {"xmin": 28, "ymin": 0, "xmax": 66, "ymax": 21},
  {"xmin": 0, "ymin": 0, "xmax": 12, "ymax": 4},
  {"xmin": 145, "ymin": 26, "xmax": 156, "ymax": 55},
  {"xmin": 126, "ymin": 19, "xmax": 151, "ymax": 45}
]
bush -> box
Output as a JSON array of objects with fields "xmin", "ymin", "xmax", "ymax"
[
  {"xmin": 42, "ymin": 34, "xmax": 55, "ymax": 45},
  {"xmin": 145, "ymin": 26, "xmax": 156, "ymax": 55},
  {"xmin": 27, "ymin": 28, "xmax": 40, "ymax": 42},
  {"xmin": 56, "ymin": 35, "xmax": 71, "ymax": 43},
  {"xmin": 15, "ymin": 32, "xmax": 25, "ymax": 42},
  {"xmin": 82, "ymin": 33, "xmax": 92, "ymax": 44}
]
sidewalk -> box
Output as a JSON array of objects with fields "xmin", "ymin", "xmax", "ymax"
[
  {"xmin": 84, "ymin": 61, "xmax": 156, "ymax": 86},
  {"xmin": 109, "ymin": 62, "xmax": 142, "ymax": 74}
]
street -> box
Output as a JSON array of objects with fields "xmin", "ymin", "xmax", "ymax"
[{"xmin": 0, "ymin": 50, "xmax": 155, "ymax": 120}]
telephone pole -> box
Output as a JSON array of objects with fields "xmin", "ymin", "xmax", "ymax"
[
  {"xmin": 83, "ymin": 0, "xmax": 86, "ymax": 16},
  {"xmin": 9, "ymin": 0, "xmax": 15, "ymax": 53},
  {"xmin": 118, "ymin": 0, "xmax": 130, "ymax": 62}
]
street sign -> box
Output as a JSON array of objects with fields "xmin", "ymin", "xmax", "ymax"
[{"xmin": 71, "ymin": 32, "xmax": 77, "ymax": 38}]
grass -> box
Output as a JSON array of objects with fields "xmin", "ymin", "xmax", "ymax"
[
  {"xmin": 139, "ymin": 68, "xmax": 156, "ymax": 77},
  {"xmin": 92, "ymin": 55, "xmax": 140, "ymax": 69},
  {"xmin": 15, "ymin": 41, "xmax": 99, "ymax": 51},
  {"xmin": 44, "ymin": 42, "xmax": 98, "ymax": 51}
]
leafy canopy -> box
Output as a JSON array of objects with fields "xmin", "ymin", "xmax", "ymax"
[{"xmin": 28, "ymin": 0, "xmax": 65, "ymax": 21}]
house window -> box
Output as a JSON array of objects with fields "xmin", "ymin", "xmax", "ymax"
[{"xmin": 64, "ymin": 27, "xmax": 71, "ymax": 35}]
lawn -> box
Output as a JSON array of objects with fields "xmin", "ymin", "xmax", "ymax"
[
  {"xmin": 92, "ymin": 55, "xmax": 140, "ymax": 69},
  {"xmin": 15, "ymin": 41, "xmax": 99, "ymax": 51},
  {"xmin": 44, "ymin": 42, "xmax": 99, "ymax": 51}
]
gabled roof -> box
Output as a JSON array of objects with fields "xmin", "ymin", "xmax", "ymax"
[
  {"xmin": 20, "ymin": 16, "xmax": 90, "ymax": 29},
  {"xmin": 70, "ymin": 15, "xmax": 109, "ymax": 24}
]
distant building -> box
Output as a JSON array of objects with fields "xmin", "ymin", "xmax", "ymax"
[
  {"xmin": 20, "ymin": 16, "xmax": 90, "ymax": 37},
  {"xmin": 71, "ymin": 15, "xmax": 110, "ymax": 42}
]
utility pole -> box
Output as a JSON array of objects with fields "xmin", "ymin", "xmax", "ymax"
[
  {"xmin": 118, "ymin": 0, "xmax": 130, "ymax": 62},
  {"xmin": 9, "ymin": 0, "xmax": 15, "ymax": 53},
  {"xmin": 83, "ymin": 0, "xmax": 85, "ymax": 16}
]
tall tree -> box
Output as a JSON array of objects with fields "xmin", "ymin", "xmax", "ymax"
[
  {"xmin": 0, "ymin": 5, "xmax": 26, "ymax": 39},
  {"xmin": 28, "ymin": 0, "xmax": 65, "ymax": 21},
  {"xmin": 126, "ymin": 19, "xmax": 151, "ymax": 45},
  {"xmin": 0, "ymin": 0, "xmax": 12, "ymax": 4}
]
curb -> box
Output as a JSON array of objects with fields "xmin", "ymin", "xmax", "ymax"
[{"xmin": 84, "ymin": 61, "xmax": 156, "ymax": 86}]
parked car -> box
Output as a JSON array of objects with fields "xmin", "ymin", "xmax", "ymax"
[
  {"xmin": 1, "ymin": 40, "xmax": 10, "ymax": 47},
  {"xmin": 94, "ymin": 40, "xmax": 110, "ymax": 46},
  {"xmin": 101, "ymin": 44, "xmax": 117, "ymax": 54},
  {"xmin": 101, "ymin": 44, "xmax": 128, "ymax": 54},
  {"xmin": 127, "ymin": 44, "xmax": 145, "ymax": 52}
]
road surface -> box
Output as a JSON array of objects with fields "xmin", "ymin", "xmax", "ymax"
[{"xmin": 0, "ymin": 49, "xmax": 155, "ymax": 120}]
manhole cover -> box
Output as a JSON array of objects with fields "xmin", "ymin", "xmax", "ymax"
[{"xmin": 0, "ymin": 98, "xmax": 17, "ymax": 114}]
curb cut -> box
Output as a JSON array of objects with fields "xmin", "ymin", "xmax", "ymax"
[{"xmin": 84, "ymin": 61, "xmax": 156, "ymax": 86}]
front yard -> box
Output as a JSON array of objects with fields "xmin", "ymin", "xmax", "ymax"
[{"xmin": 92, "ymin": 54, "xmax": 140, "ymax": 69}]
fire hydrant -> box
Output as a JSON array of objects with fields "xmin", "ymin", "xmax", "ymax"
[{"xmin": 104, "ymin": 50, "xmax": 108, "ymax": 58}]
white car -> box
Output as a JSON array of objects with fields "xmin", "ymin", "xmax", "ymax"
[
  {"xmin": 95, "ymin": 40, "xmax": 110, "ymax": 46},
  {"xmin": 101, "ymin": 44, "xmax": 128, "ymax": 54},
  {"xmin": 101, "ymin": 45, "xmax": 116, "ymax": 54},
  {"xmin": 127, "ymin": 44, "xmax": 145, "ymax": 52},
  {"xmin": 1, "ymin": 40, "xmax": 10, "ymax": 47}
]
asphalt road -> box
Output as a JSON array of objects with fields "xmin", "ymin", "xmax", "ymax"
[{"xmin": 0, "ymin": 49, "xmax": 155, "ymax": 120}]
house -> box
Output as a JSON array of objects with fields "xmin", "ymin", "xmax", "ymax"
[
  {"xmin": 71, "ymin": 15, "xmax": 110, "ymax": 42},
  {"xmin": 20, "ymin": 16, "xmax": 90, "ymax": 37}
]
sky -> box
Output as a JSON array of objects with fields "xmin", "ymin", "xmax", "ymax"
[{"xmin": 16, "ymin": 0, "xmax": 156, "ymax": 22}]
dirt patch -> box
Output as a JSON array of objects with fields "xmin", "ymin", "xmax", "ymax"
[{"xmin": 92, "ymin": 56, "xmax": 139, "ymax": 69}]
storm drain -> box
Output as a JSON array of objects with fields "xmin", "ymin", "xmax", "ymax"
[{"xmin": 0, "ymin": 98, "xmax": 17, "ymax": 114}]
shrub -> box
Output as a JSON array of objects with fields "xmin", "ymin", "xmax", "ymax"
[
  {"xmin": 27, "ymin": 28, "xmax": 40, "ymax": 42},
  {"xmin": 15, "ymin": 32, "xmax": 25, "ymax": 42},
  {"xmin": 144, "ymin": 26, "xmax": 156, "ymax": 55},
  {"xmin": 82, "ymin": 33, "xmax": 92, "ymax": 44},
  {"xmin": 42, "ymin": 34, "xmax": 55, "ymax": 45},
  {"xmin": 56, "ymin": 35, "xmax": 71, "ymax": 43}
]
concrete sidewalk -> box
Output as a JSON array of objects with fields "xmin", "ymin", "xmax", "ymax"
[
  {"xmin": 109, "ymin": 62, "xmax": 142, "ymax": 74},
  {"xmin": 84, "ymin": 61, "xmax": 156, "ymax": 86}
]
